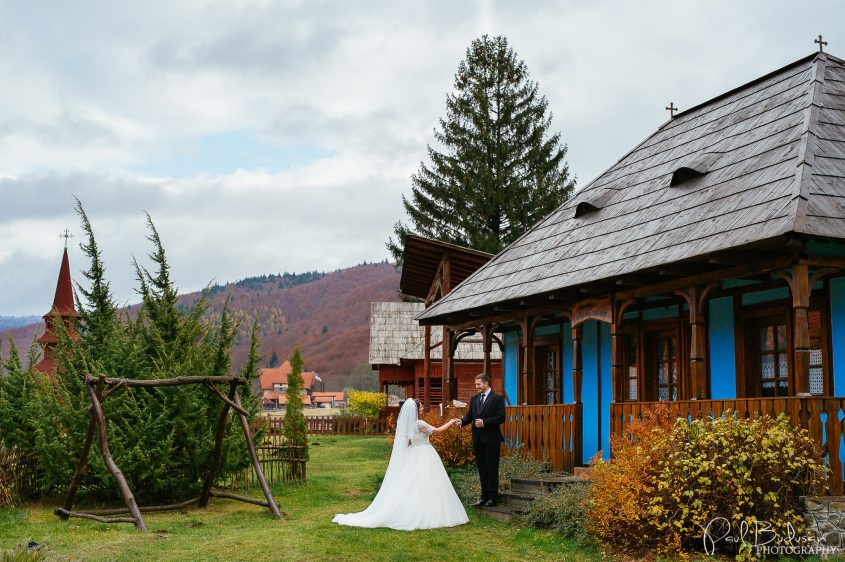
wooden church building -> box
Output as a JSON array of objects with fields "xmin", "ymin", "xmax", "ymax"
[
  {"xmin": 418, "ymin": 48, "xmax": 845, "ymax": 492},
  {"xmin": 34, "ymin": 247, "xmax": 78, "ymax": 378}
]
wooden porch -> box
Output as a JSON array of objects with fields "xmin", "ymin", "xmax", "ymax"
[
  {"xmin": 611, "ymin": 396, "xmax": 845, "ymax": 494},
  {"xmin": 448, "ymin": 403, "xmax": 581, "ymax": 474}
]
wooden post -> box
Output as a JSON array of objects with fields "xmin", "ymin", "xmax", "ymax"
[
  {"xmin": 448, "ymin": 329, "xmax": 457, "ymax": 404},
  {"xmin": 482, "ymin": 323, "xmax": 492, "ymax": 379},
  {"xmin": 86, "ymin": 378, "xmax": 147, "ymax": 531},
  {"xmin": 688, "ymin": 286, "xmax": 708, "ymax": 400},
  {"xmin": 232, "ymin": 392, "xmax": 283, "ymax": 519},
  {"xmin": 200, "ymin": 381, "xmax": 237, "ymax": 507},
  {"xmin": 60, "ymin": 409, "xmax": 97, "ymax": 516},
  {"xmin": 442, "ymin": 327, "xmax": 451, "ymax": 408},
  {"xmin": 610, "ymin": 323, "xmax": 621, "ymax": 403},
  {"xmin": 520, "ymin": 317, "xmax": 533, "ymax": 405},
  {"xmin": 423, "ymin": 325, "xmax": 431, "ymax": 411},
  {"xmin": 572, "ymin": 326, "xmax": 583, "ymax": 404},
  {"xmin": 790, "ymin": 263, "xmax": 812, "ymax": 395}
]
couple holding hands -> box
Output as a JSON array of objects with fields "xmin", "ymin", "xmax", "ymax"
[{"xmin": 333, "ymin": 373, "xmax": 506, "ymax": 531}]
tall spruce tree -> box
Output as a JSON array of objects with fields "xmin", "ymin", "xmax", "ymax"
[
  {"xmin": 283, "ymin": 346, "xmax": 308, "ymax": 465},
  {"xmin": 388, "ymin": 35, "xmax": 575, "ymax": 263}
]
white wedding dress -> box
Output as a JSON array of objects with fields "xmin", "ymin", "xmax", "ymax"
[{"xmin": 332, "ymin": 399, "xmax": 469, "ymax": 530}]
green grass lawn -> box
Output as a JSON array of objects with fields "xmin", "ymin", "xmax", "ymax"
[{"xmin": 0, "ymin": 436, "xmax": 599, "ymax": 561}]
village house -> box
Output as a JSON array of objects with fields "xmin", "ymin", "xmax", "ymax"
[
  {"xmin": 259, "ymin": 360, "xmax": 323, "ymax": 411},
  {"xmin": 416, "ymin": 48, "xmax": 845, "ymax": 492},
  {"xmin": 369, "ymin": 235, "xmax": 503, "ymax": 409}
]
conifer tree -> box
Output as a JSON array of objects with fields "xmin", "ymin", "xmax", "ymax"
[
  {"xmin": 283, "ymin": 346, "xmax": 308, "ymax": 465},
  {"xmin": 388, "ymin": 35, "xmax": 575, "ymax": 263}
]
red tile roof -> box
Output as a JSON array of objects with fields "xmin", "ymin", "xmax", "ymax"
[{"xmin": 259, "ymin": 361, "xmax": 319, "ymax": 390}]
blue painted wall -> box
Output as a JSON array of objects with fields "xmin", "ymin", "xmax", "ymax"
[
  {"xmin": 503, "ymin": 331, "xmax": 519, "ymax": 406},
  {"xmin": 831, "ymin": 277, "xmax": 845, "ymax": 396},
  {"xmin": 581, "ymin": 320, "xmax": 604, "ymax": 464},
  {"xmin": 599, "ymin": 322, "xmax": 612, "ymax": 460},
  {"xmin": 562, "ymin": 322, "xmax": 573, "ymax": 404},
  {"xmin": 709, "ymin": 296, "xmax": 737, "ymax": 399}
]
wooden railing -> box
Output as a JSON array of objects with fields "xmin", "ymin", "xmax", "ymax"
[
  {"xmin": 446, "ymin": 404, "xmax": 581, "ymax": 474},
  {"xmin": 262, "ymin": 415, "xmax": 389, "ymax": 436},
  {"xmin": 610, "ymin": 397, "xmax": 845, "ymax": 494}
]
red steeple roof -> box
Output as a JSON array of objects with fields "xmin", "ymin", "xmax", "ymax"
[{"xmin": 35, "ymin": 248, "xmax": 79, "ymax": 376}]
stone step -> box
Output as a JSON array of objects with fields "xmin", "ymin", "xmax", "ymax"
[
  {"xmin": 473, "ymin": 503, "xmax": 521, "ymax": 523},
  {"xmin": 498, "ymin": 491, "xmax": 536, "ymax": 510},
  {"xmin": 510, "ymin": 475, "xmax": 587, "ymax": 496}
]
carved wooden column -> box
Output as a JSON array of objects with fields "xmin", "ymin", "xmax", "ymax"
[
  {"xmin": 572, "ymin": 325, "xmax": 583, "ymax": 404},
  {"xmin": 442, "ymin": 327, "xmax": 451, "ymax": 407},
  {"xmin": 447, "ymin": 329, "xmax": 457, "ymax": 404},
  {"xmin": 790, "ymin": 263, "xmax": 812, "ymax": 395},
  {"xmin": 520, "ymin": 317, "xmax": 532, "ymax": 405},
  {"xmin": 688, "ymin": 286, "xmax": 708, "ymax": 400},
  {"xmin": 482, "ymin": 323, "xmax": 492, "ymax": 379},
  {"xmin": 610, "ymin": 312, "xmax": 622, "ymax": 404},
  {"xmin": 423, "ymin": 325, "xmax": 431, "ymax": 410}
]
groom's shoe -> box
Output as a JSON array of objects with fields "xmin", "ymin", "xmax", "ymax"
[
  {"xmin": 483, "ymin": 499, "xmax": 496, "ymax": 507},
  {"xmin": 471, "ymin": 498, "xmax": 487, "ymax": 507}
]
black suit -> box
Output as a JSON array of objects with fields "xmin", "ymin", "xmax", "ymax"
[{"xmin": 459, "ymin": 390, "xmax": 505, "ymax": 502}]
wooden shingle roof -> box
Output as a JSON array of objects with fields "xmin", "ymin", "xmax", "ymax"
[
  {"xmin": 369, "ymin": 302, "xmax": 501, "ymax": 364},
  {"xmin": 420, "ymin": 52, "xmax": 845, "ymax": 324}
]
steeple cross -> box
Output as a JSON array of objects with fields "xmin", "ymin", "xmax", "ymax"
[
  {"xmin": 59, "ymin": 229, "xmax": 74, "ymax": 248},
  {"xmin": 665, "ymin": 102, "xmax": 678, "ymax": 118},
  {"xmin": 815, "ymin": 34, "xmax": 828, "ymax": 53}
]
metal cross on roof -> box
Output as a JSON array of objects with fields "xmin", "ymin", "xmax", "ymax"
[
  {"xmin": 665, "ymin": 102, "xmax": 678, "ymax": 118},
  {"xmin": 59, "ymin": 229, "xmax": 74, "ymax": 248},
  {"xmin": 815, "ymin": 34, "xmax": 828, "ymax": 53}
]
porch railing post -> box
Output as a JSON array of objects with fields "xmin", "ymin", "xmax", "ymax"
[
  {"xmin": 520, "ymin": 317, "xmax": 533, "ymax": 405},
  {"xmin": 423, "ymin": 325, "xmax": 431, "ymax": 411},
  {"xmin": 689, "ymin": 286, "xmax": 708, "ymax": 400}
]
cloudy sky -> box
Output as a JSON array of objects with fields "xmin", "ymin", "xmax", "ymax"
[{"xmin": 0, "ymin": 0, "xmax": 841, "ymax": 316}]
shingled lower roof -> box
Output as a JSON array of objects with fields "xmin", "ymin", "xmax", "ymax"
[
  {"xmin": 369, "ymin": 302, "xmax": 501, "ymax": 364},
  {"xmin": 420, "ymin": 52, "xmax": 845, "ymax": 324}
]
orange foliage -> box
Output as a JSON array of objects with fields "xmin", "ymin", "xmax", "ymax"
[{"xmin": 386, "ymin": 410, "xmax": 474, "ymax": 468}]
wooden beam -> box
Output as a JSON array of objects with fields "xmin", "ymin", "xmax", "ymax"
[
  {"xmin": 86, "ymin": 378, "xmax": 147, "ymax": 531},
  {"xmin": 423, "ymin": 325, "xmax": 431, "ymax": 411},
  {"xmin": 616, "ymin": 256, "xmax": 793, "ymax": 301},
  {"xmin": 233, "ymin": 392, "xmax": 283, "ymax": 520},
  {"xmin": 86, "ymin": 375, "xmax": 247, "ymax": 388}
]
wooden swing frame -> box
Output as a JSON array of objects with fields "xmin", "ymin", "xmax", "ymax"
[{"xmin": 54, "ymin": 374, "xmax": 282, "ymax": 531}]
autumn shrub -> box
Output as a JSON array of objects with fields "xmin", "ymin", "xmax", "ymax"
[
  {"xmin": 586, "ymin": 404, "xmax": 825, "ymax": 558},
  {"xmin": 347, "ymin": 390, "xmax": 387, "ymax": 418},
  {"xmin": 514, "ymin": 481, "xmax": 592, "ymax": 542},
  {"xmin": 449, "ymin": 451, "xmax": 553, "ymax": 505}
]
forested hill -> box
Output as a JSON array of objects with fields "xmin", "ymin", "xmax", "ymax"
[{"xmin": 1, "ymin": 262, "xmax": 401, "ymax": 390}]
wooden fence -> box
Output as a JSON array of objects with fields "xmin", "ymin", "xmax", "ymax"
[
  {"xmin": 217, "ymin": 443, "xmax": 307, "ymax": 489},
  {"xmin": 0, "ymin": 448, "xmax": 38, "ymax": 508},
  {"xmin": 610, "ymin": 397, "xmax": 845, "ymax": 495},
  {"xmin": 262, "ymin": 415, "xmax": 389, "ymax": 436},
  {"xmin": 445, "ymin": 404, "xmax": 581, "ymax": 474}
]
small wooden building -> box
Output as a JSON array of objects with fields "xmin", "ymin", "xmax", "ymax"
[
  {"xmin": 417, "ymin": 50, "xmax": 845, "ymax": 492},
  {"xmin": 369, "ymin": 235, "xmax": 504, "ymax": 408},
  {"xmin": 34, "ymin": 247, "xmax": 78, "ymax": 378}
]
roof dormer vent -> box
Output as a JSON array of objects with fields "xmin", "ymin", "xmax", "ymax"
[
  {"xmin": 669, "ymin": 152, "xmax": 723, "ymax": 187},
  {"xmin": 575, "ymin": 201, "xmax": 601, "ymax": 218}
]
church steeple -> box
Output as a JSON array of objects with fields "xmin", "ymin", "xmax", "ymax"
[{"xmin": 34, "ymin": 247, "xmax": 79, "ymax": 377}]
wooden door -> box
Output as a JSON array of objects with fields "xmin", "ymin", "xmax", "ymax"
[{"xmin": 645, "ymin": 330, "xmax": 680, "ymax": 401}]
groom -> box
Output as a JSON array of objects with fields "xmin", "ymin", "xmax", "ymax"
[{"xmin": 454, "ymin": 373, "xmax": 505, "ymax": 507}]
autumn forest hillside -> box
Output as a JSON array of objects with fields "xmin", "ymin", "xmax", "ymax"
[{"xmin": 1, "ymin": 262, "xmax": 401, "ymax": 391}]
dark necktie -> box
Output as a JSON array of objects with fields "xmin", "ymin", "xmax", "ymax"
[{"xmin": 479, "ymin": 393, "xmax": 485, "ymax": 409}]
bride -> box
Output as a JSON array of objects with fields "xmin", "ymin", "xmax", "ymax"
[{"xmin": 332, "ymin": 399, "xmax": 469, "ymax": 530}]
